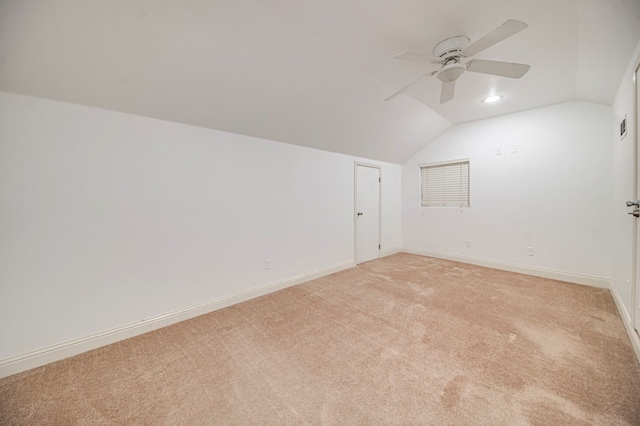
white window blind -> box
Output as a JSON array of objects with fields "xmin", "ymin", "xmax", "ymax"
[{"xmin": 420, "ymin": 160, "xmax": 469, "ymax": 207}]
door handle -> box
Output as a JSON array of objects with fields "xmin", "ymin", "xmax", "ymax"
[{"xmin": 629, "ymin": 210, "xmax": 640, "ymax": 218}]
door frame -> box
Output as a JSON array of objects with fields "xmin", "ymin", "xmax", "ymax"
[{"xmin": 354, "ymin": 162, "xmax": 382, "ymax": 263}]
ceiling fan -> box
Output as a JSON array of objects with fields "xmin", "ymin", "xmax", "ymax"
[{"xmin": 385, "ymin": 19, "xmax": 531, "ymax": 104}]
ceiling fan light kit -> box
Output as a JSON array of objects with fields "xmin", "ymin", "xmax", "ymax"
[
  {"xmin": 437, "ymin": 62, "xmax": 466, "ymax": 83},
  {"xmin": 386, "ymin": 19, "xmax": 531, "ymax": 104}
]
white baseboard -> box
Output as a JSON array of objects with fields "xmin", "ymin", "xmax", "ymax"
[
  {"xmin": 608, "ymin": 282, "xmax": 640, "ymax": 364},
  {"xmin": 401, "ymin": 247, "xmax": 611, "ymax": 288},
  {"xmin": 0, "ymin": 260, "xmax": 355, "ymax": 379},
  {"xmin": 381, "ymin": 247, "xmax": 402, "ymax": 258}
]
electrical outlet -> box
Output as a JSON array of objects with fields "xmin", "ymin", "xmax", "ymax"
[
  {"xmin": 465, "ymin": 239, "xmax": 471, "ymax": 248},
  {"xmin": 265, "ymin": 259, "xmax": 271, "ymax": 270},
  {"xmin": 527, "ymin": 247, "xmax": 534, "ymax": 256}
]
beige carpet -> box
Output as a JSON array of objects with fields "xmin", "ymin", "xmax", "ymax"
[{"xmin": 1, "ymin": 253, "xmax": 640, "ymax": 425}]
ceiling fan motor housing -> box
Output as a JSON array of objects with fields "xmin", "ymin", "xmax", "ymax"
[
  {"xmin": 433, "ymin": 35, "xmax": 470, "ymax": 83},
  {"xmin": 433, "ymin": 36, "xmax": 469, "ymax": 58}
]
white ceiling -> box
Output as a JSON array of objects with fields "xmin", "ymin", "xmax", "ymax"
[{"xmin": 1, "ymin": 0, "xmax": 639, "ymax": 164}]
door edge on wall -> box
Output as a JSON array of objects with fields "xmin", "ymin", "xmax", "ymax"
[{"xmin": 633, "ymin": 59, "xmax": 640, "ymax": 335}]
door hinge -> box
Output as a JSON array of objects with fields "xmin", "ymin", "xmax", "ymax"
[
  {"xmin": 378, "ymin": 244, "xmax": 381, "ymax": 250},
  {"xmin": 379, "ymin": 177, "xmax": 381, "ymax": 183}
]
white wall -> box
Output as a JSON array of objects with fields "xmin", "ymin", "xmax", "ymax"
[
  {"xmin": 610, "ymin": 39, "xmax": 640, "ymax": 320},
  {"xmin": 402, "ymin": 101, "xmax": 612, "ymax": 282},
  {"xmin": 0, "ymin": 91, "xmax": 401, "ymax": 364}
]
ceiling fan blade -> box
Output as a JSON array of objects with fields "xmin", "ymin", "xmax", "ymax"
[
  {"xmin": 466, "ymin": 59, "xmax": 531, "ymax": 78},
  {"xmin": 462, "ymin": 19, "xmax": 528, "ymax": 57},
  {"xmin": 393, "ymin": 51, "xmax": 441, "ymax": 64},
  {"xmin": 440, "ymin": 81, "xmax": 455, "ymax": 104},
  {"xmin": 385, "ymin": 71, "xmax": 437, "ymax": 101}
]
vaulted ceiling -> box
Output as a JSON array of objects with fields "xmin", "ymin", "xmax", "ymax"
[{"xmin": 1, "ymin": 1, "xmax": 639, "ymax": 164}]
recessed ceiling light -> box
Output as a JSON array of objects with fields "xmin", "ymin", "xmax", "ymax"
[{"xmin": 482, "ymin": 95, "xmax": 503, "ymax": 103}]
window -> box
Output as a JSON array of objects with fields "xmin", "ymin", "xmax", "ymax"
[{"xmin": 420, "ymin": 160, "xmax": 469, "ymax": 207}]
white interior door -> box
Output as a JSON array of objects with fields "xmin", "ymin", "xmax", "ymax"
[
  {"xmin": 635, "ymin": 62, "xmax": 640, "ymax": 335},
  {"xmin": 355, "ymin": 164, "xmax": 380, "ymax": 264}
]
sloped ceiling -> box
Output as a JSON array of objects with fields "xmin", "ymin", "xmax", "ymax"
[{"xmin": 1, "ymin": 0, "xmax": 639, "ymax": 164}]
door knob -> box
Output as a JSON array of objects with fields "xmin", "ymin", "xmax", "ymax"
[{"xmin": 357, "ymin": 212, "xmax": 363, "ymax": 216}]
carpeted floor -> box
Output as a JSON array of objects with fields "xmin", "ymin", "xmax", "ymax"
[{"xmin": 1, "ymin": 253, "xmax": 640, "ymax": 425}]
